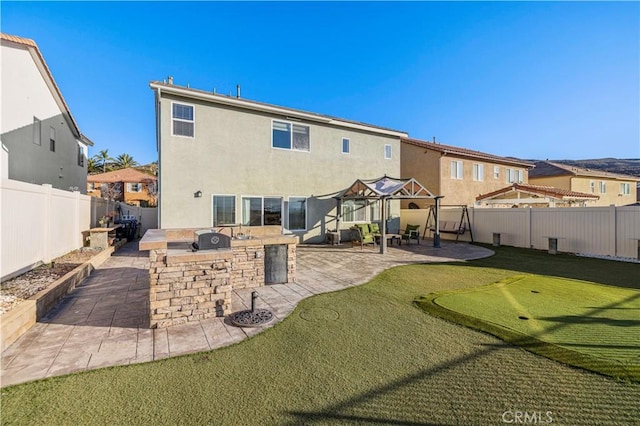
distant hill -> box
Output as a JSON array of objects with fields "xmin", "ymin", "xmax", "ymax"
[{"xmin": 530, "ymin": 158, "xmax": 640, "ymax": 178}]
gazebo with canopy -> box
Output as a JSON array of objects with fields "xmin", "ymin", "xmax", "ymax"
[{"xmin": 335, "ymin": 176, "xmax": 443, "ymax": 254}]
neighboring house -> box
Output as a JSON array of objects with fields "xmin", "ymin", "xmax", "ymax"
[
  {"xmin": 529, "ymin": 161, "xmax": 639, "ymax": 206},
  {"xmin": 400, "ymin": 138, "xmax": 534, "ymax": 207},
  {"xmin": 0, "ymin": 33, "xmax": 93, "ymax": 193},
  {"xmin": 476, "ymin": 183, "xmax": 599, "ymax": 207},
  {"xmin": 87, "ymin": 168, "xmax": 157, "ymax": 207},
  {"xmin": 150, "ymin": 79, "xmax": 406, "ymax": 242}
]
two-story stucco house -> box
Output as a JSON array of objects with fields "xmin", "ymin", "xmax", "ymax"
[
  {"xmin": 400, "ymin": 137, "xmax": 534, "ymax": 207},
  {"xmin": 529, "ymin": 161, "xmax": 639, "ymax": 206},
  {"xmin": 150, "ymin": 80, "xmax": 406, "ymax": 242},
  {"xmin": 0, "ymin": 33, "xmax": 93, "ymax": 192},
  {"xmin": 87, "ymin": 167, "xmax": 157, "ymax": 206}
]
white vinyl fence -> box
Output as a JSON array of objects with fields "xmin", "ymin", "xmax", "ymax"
[
  {"xmin": 401, "ymin": 205, "xmax": 640, "ymax": 259},
  {"xmin": 1, "ymin": 178, "xmax": 158, "ymax": 281}
]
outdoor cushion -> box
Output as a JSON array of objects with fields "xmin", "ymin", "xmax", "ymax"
[
  {"xmin": 370, "ymin": 223, "xmax": 380, "ymax": 234},
  {"xmin": 357, "ymin": 223, "xmax": 370, "ymax": 236}
]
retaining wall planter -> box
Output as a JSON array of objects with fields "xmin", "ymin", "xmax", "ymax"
[{"xmin": 0, "ymin": 241, "xmax": 126, "ymax": 351}]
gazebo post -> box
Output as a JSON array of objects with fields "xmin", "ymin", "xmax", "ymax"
[
  {"xmin": 379, "ymin": 197, "xmax": 387, "ymax": 254},
  {"xmin": 336, "ymin": 198, "xmax": 341, "ymax": 244},
  {"xmin": 434, "ymin": 196, "xmax": 442, "ymax": 248}
]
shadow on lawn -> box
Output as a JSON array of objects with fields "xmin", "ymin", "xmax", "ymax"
[
  {"xmin": 461, "ymin": 244, "xmax": 640, "ymax": 289},
  {"xmin": 287, "ymin": 252, "xmax": 640, "ymax": 424}
]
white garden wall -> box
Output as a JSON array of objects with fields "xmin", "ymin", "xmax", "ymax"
[
  {"xmin": 1, "ymin": 178, "xmax": 158, "ymax": 281},
  {"xmin": 401, "ymin": 205, "xmax": 640, "ymax": 259}
]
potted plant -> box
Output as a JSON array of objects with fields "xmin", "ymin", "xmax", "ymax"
[{"xmin": 98, "ymin": 216, "xmax": 109, "ymax": 228}]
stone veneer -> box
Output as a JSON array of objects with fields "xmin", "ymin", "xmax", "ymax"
[{"xmin": 141, "ymin": 229, "xmax": 296, "ymax": 328}]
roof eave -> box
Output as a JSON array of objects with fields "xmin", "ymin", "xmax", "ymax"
[{"xmin": 149, "ymin": 82, "xmax": 408, "ymax": 138}]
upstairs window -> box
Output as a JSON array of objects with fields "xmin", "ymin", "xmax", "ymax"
[
  {"xmin": 493, "ymin": 166, "xmax": 500, "ymax": 179},
  {"xmin": 33, "ymin": 117, "xmax": 41, "ymax": 145},
  {"xmin": 342, "ymin": 138, "xmax": 350, "ymax": 154},
  {"xmin": 172, "ymin": 103, "xmax": 194, "ymax": 137},
  {"xmin": 49, "ymin": 127, "xmax": 56, "ymax": 152},
  {"xmin": 272, "ymin": 120, "xmax": 309, "ymax": 151},
  {"xmin": 620, "ymin": 183, "xmax": 630, "ymax": 195},
  {"xmin": 77, "ymin": 144, "xmax": 84, "ymax": 166},
  {"xmin": 590, "ymin": 180, "xmax": 595, "ymax": 193},
  {"xmin": 473, "ymin": 164, "xmax": 484, "ymax": 181},
  {"xmin": 451, "ymin": 160, "xmax": 463, "ymax": 179},
  {"xmin": 599, "ymin": 181, "xmax": 607, "ymax": 193},
  {"xmin": 384, "ymin": 144, "xmax": 392, "ymax": 159},
  {"xmin": 127, "ymin": 183, "xmax": 143, "ymax": 192},
  {"xmin": 506, "ymin": 169, "xmax": 523, "ymax": 184}
]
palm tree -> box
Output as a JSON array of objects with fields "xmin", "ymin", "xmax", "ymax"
[
  {"xmin": 114, "ymin": 153, "xmax": 139, "ymax": 169},
  {"xmin": 93, "ymin": 150, "xmax": 114, "ymax": 173},
  {"xmin": 87, "ymin": 157, "xmax": 99, "ymax": 174}
]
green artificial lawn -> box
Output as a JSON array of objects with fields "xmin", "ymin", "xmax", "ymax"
[
  {"xmin": 416, "ymin": 275, "xmax": 640, "ymax": 381},
  {"xmin": 1, "ymin": 246, "xmax": 639, "ymax": 425}
]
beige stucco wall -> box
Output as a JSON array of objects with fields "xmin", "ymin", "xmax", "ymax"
[
  {"xmin": 530, "ymin": 175, "xmax": 638, "ymax": 206},
  {"xmin": 158, "ymin": 93, "xmax": 401, "ymax": 241},
  {"xmin": 400, "ymin": 143, "xmax": 530, "ymax": 207},
  {"xmin": 400, "ymin": 143, "xmax": 441, "ymax": 208}
]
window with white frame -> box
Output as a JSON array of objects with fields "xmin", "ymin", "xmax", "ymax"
[
  {"xmin": 590, "ymin": 180, "xmax": 595, "ymax": 193},
  {"xmin": 242, "ymin": 196, "xmax": 282, "ymax": 226},
  {"xmin": 473, "ymin": 164, "xmax": 484, "ymax": 181},
  {"xmin": 599, "ymin": 181, "xmax": 606, "ymax": 193},
  {"xmin": 493, "ymin": 166, "xmax": 500, "ymax": 179},
  {"xmin": 288, "ymin": 197, "xmax": 307, "ymax": 231},
  {"xmin": 451, "ymin": 160, "xmax": 463, "ymax": 179},
  {"xmin": 33, "ymin": 117, "xmax": 41, "ymax": 145},
  {"xmin": 172, "ymin": 103, "xmax": 194, "ymax": 137},
  {"xmin": 342, "ymin": 199, "xmax": 367, "ymax": 222},
  {"xmin": 384, "ymin": 144, "xmax": 392, "ymax": 159},
  {"xmin": 620, "ymin": 183, "xmax": 630, "ymax": 195},
  {"xmin": 127, "ymin": 182, "xmax": 143, "ymax": 192},
  {"xmin": 342, "ymin": 138, "xmax": 350, "ymax": 154},
  {"xmin": 212, "ymin": 195, "xmax": 236, "ymax": 226},
  {"xmin": 506, "ymin": 169, "xmax": 523, "ymax": 183},
  {"xmin": 272, "ymin": 120, "xmax": 309, "ymax": 151}
]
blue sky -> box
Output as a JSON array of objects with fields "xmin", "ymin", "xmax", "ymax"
[{"xmin": 3, "ymin": 1, "xmax": 639, "ymax": 165}]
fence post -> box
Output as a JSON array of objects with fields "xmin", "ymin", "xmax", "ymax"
[
  {"xmin": 609, "ymin": 205, "xmax": 616, "ymax": 257},
  {"xmin": 42, "ymin": 184, "xmax": 52, "ymax": 264},
  {"xmin": 526, "ymin": 207, "xmax": 532, "ymax": 248},
  {"xmin": 73, "ymin": 191, "xmax": 81, "ymax": 247}
]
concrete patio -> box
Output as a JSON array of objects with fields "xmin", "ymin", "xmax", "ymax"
[{"xmin": 1, "ymin": 240, "xmax": 492, "ymax": 387}]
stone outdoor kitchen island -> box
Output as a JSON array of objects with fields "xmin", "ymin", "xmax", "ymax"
[{"xmin": 139, "ymin": 227, "xmax": 296, "ymax": 328}]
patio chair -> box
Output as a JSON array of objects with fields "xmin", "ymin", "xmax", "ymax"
[
  {"xmin": 402, "ymin": 224, "xmax": 420, "ymax": 244},
  {"xmin": 350, "ymin": 225, "xmax": 376, "ymax": 249}
]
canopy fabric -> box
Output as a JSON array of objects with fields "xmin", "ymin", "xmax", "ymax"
[{"xmin": 337, "ymin": 176, "xmax": 436, "ymax": 200}]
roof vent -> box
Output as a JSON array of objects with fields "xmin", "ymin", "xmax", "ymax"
[{"xmin": 167, "ymin": 76, "xmax": 173, "ymax": 85}]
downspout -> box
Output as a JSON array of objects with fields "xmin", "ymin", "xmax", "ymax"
[{"xmin": 155, "ymin": 87, "xmax": 162, "ymax": 229}]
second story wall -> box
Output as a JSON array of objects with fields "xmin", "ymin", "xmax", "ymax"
[
  {"xmin": 155, "ymin": 88, "xmax": 403, "ymax": 236},
  {"xmin": 401, "ymin": 139, "xmax": 532, "ymax": 207}
]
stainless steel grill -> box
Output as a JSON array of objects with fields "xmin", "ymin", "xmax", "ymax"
[{"xmin": 192, "ymin": 230, "xmax": 231, "ymax": 251}]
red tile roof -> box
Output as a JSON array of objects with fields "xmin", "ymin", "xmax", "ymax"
[
  {"xmin": 476, "ymin": 183, "xmax": 599, "ymax": 201},
  {"xmin": 88, "ymin": 168, "xmax": 156, "ymax": 183},
  {"xmin": 402, "ymin": 137, "xmax": 534, "ymax": 168},
  {"xmin": 529, "ymin": 161, "xmax": 640, "ymax": 181}
]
